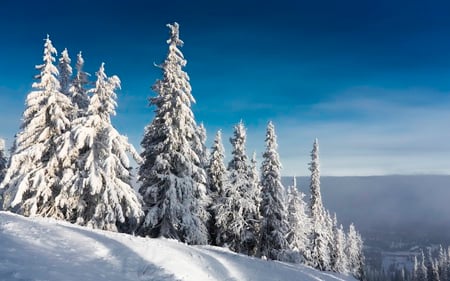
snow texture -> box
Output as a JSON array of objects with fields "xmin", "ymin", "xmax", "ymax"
[{"xmin": 0, "ymin": 211, "xmax": 357, "ymax": 281}]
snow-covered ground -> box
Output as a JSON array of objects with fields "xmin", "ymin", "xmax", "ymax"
[{"xmin": 0, "ymin": 211, "xmax": 356, "ymax": 281}]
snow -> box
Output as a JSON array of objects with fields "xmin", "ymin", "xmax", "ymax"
[{"xmin": 0, "ymin": 211, "xmax": 357, "ymax": 281}]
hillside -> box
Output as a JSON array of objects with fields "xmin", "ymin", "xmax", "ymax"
[{"xmin": 0, "ymin": 212, "xmax": 355, "ymax": 281}]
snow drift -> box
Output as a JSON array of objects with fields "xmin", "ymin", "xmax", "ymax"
[{"xmin": 0, "ymin": 211, "xmax": 356, "ymax": 281}]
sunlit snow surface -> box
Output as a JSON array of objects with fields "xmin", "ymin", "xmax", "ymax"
[{"xmin": 0, "ymin": 211, "xmax": 356, "ymax": 281}]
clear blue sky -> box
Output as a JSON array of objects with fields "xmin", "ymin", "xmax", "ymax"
[{"xmin": 0, "ymin": 0, "xmax": 449, "ymax": 176}]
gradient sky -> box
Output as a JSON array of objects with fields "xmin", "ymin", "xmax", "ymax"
[{"xmin": 0, "ymin": 0, "xmax": 449, "ymax": 176}]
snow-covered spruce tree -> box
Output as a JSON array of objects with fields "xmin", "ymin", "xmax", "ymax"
[
  {"xmin": 308, "ymin": 139, "xmax": 330, "ymax": 270},
  {"xmin": 138, "ymin": 22, "xmax": 209, "ymax": 244},
  {"xmin": 55, "ymin": 63, "xmax": 143, "ymax": 232},
  {"xmin": 191, "ymin": 122, "xmax": 211, "ymax": 233},
  {"xmin": 70, "ymin": 51, "xmax": 90, "ymax": 116},
  {"xmin": 324, "ymin": 209, "xmax": 335, "ymax": 271},
  {"xmin": 333, "ymin": 222, "xmax": 349, "ymax": 273},
  {"xmin": 438, "ymin": 245, "xmax": 448, "ymax": 281},
  {"xmin": 207, "ymin": 130, "xmax": 228, "ymax": 244},
  {"xmin": 286, "ymin": 178, "xmax": 311, "ymax": 263},
  {"xmin": 0, "ymin": 139, "xmax": 7, "ymax": 183},
  {"xmin": 259, "ymin": 121, "xmax": 289, "ymax": 260},
  {"xmin": 247, "ymin": 151, "xmax": 261, "ymax": 256},
  {"xmin": 1, "ymin": 35, "xmax": 74, "ymax": 217},
  {"xmin": 215, "ymin": 122, "xmax": 257, "ymax": 253},
  {"xmin": 58, "ymin": 48, "xmax": 72, "ymax": 97},
  {"xmin": 416, "ymin": 250, "xmax": 428, "ymax": 281},
  {"xmin": 346, "ymin": 223, "xmax": 366, "ymax": 280},
  {"xmin": 431, "ymin": 259, "xmax": 441, "ymax": 281},
  {"xmin": 413, "ymin": 255, "xmax": 419, "ymax": 281},
  {"xmin": 232, "ymin": 122, "xmax": 260, "ymax": 256}
]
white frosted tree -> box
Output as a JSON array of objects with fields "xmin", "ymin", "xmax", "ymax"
[
  {"xmin": 1, "ymin": 35, "xmax": 74, "ymax": 218},
  {"xmin": 70, "ymin": 51, "xmax": 90, "ymax": 115},
  {"xmin": 0, "ymin": 139, "xmax": 7, "ymax": 183},
  {"xmin": 413, "ymin": 255, "xmax": 419, "ymax": 281},
  {"xmin": 207, "ymin": 130, "xmax": 228, "ymax": 244},
  {"xmin": 246, "ymin": 151, "xmax": 261, "ymax": 256},
  {"xmin": 55, "ymin": 63, "xmax": 143, "ymax": 232},
  {"xmin": 438, "ymin": 245, "xmax": 448, "ymax": 281},
  {"xmin": 333, "ymin": 222, "xmax": 349, "ymax": 273},
  {"xmin": 324, "ymin": 209, "xmax": 335, "ymax": 271},
  {"xmin": 346, "ymin": 223, "xmax": 366, "ymax": 280},
  {"xmin": 58, "ymin": 48, "xmax": 72, "ymax": 97},
  {"xmin": 138, "ymin": 22, "xmax": 208, "ymax": 245},
  {"xmin": 308, "ymin": 139, "xmax": 330, "ymax": 270},
  {"xmin": 215, "ymin": 122, "xmax": 255, "ymax": 253},
  {"xmin": 259, "ymin": 121, "xmax": 289, "ymax": 260},
  {"xmin": 415, "ymin": 250, "xmax": 428, "ymax": 281},
  {"xmin": 286, "ymin": 178, "xmax": 311, "ymax": 263}
]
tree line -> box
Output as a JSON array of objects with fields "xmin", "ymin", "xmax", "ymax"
[
  {"xmin": 367, "ymin": 246, "xmax": 450, "ymax": 281},
  {"xmin": 0, "ymin": 23, "xmax": 365, "ymax": 280}
]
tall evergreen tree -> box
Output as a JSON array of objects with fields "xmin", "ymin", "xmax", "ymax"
[
  {"xmin": 70, "ymin": 51, "xmax": 90, "ymax": 116},
  {"xmin": 138, "ymin": 22, "xmax": 208, "ymax": 244},
  {"xmin": 286, "ymin": 179, "xmax": 311, "ymax": 263},
  {"xmin": 0, "ymin": 139, "xmax": 7, "ymax": 183},
  {"xmin": 1, "ymin": 35, "xmax": 74, "ymax": 217},
  {"xmin": 438, "ymin": 245, "xmax": 448, "ymax": 281},
  {"xmin": 216, "ymin": 121, "xmax": 257, "ymax": 254},
  {"xmin": 54, "ymin": 63, "xmax": 143, "ymax": 232},
  {"xmin": 324, "ymin": 209, "xmax": 335, "ymax": 271},
  {"xmin": 207, "ymin": 130, "xmax": 228, "ymax": 244},
  {"xmin": 259, "ymin": 121, "xmax": 289, "ymax": 260},
  {"xmin": 58, "ymin": 48, "xmax": 72, "ymax": 97},
  {"xmin": 414, "ymin": 255, "xmax": 419, "ymax": 281},
  {"xmin": 246, "ymin": 151, "xmax": 261, "ymax": 256},
  {"xmin": 346, "ymin": 223, "xmax": 366, "ymax": 280},
  {"xmin": 333, "ymin": 222, "xmax": 349, "ymax": 273},
  {"xmin": 308, "ymin": 138, "xmax": 330, "ymax": 270}
]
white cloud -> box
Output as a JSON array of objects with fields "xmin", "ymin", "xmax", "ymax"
[{"xmin": 270, "ymin": 87, "xmax": 450, "ymax": 176}]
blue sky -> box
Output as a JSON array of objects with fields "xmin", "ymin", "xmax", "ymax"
[{"xmin": 0, "ymin": 0, "xmax": 449, "ymax": 176}]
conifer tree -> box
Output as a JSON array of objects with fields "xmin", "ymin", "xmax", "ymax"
[
  {"xmin": 286, "ymin": 178, "xmax": 311, "ymax": 263},
  {"xmin": 1, "ymin": 35, "xmax": 73, "ymax": 217},
  {"xmin": 0, "ymin": 139, "xmax": 7, "ymax": 183},
  {"xmin": 346, "ymin": 223, "xmax": 366, "ymax": 279},
  {"xmin": 324, "ymin": 209, "xmax": 335, "ymax": 271},
  {"xmin": 246, "ymin": 151, "xmax": 261, "ymax": 256},
  {"xmin": 333, "ymin": 223, "xmax": 349, "ymax": 273},
  {"xmin": 70, "ymin": 51, "xmax": 90, "ymax": 115},
  {"xmin": 308, "ymin": 139, "xmax": 330, "ymax": 270},
  {"xmin": 438, "ymin": 245, "xmax": 448, "ymax": 281},
  {"xmin": 207, "ymin": 130, "xmax": 228, "ymax": 244},
  {"xmin": 55, "ymin": 63, "xmax": 143, "ymax": 232},
  {"xmin": 417, "ymin": 250, "xmax": 428, "ymax": 281},
  {"xmin": 431, "ymin": 259, "xmax": 441, "ymax": 281},
  {"xmin": 259, "ymin": 121, "xmax": 289, "ymax": 260},
  {"xmin": 138, "ymin": 22, "xmax": 208, "ymax": 244},
  {"xmin": 216, "ymin": 121, "xmax": 257, "ymax": 254},
  {"xmin": 58, "ymin": 48, "xmax": 72, "ymax": 97},
  {"xmin": 414, "ymin": 255, "xmax": 419, "ymax": 281}
]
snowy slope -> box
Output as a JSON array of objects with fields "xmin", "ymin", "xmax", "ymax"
[{"xmin": 0, "ymin": 211, "xmax": 356, "ymax": 281}]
